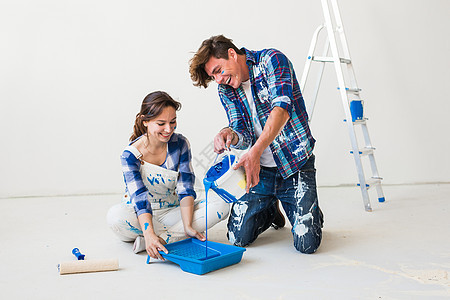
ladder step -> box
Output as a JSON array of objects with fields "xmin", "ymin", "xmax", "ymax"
[
  {"xmin": 344, "ymin": 118, "xmax": 367, "ymax": 124},
  {"xmin": 357, "ymin": 177, "xmax": 383, "ymax": 188},
  {"xmin": 350, "ymin": 147, "xmax": 375, "ymax": 156},
  {"xmin": 337, "ymin": 87, "xmax": 361, "ymax": 94},
  {"xmin": 353, "ymin": 118, "xmax": 367, "ymax": 124},
  {"xmin": 366, "ymin": 177, "xmax": 383, "ymax": 187},
  {"xmin": 347, "ymin": 88, "xmax": 361, "ymax": 94},
  {"xmin": 345, "ymin": 88, "xmax": 361, "ymax": 94},
  {"xmin": 311, "ymin": 56, "xmax": 351, "ymax": 64}
]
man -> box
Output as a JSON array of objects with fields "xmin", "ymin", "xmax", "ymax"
[{"xmin": 189, "ymin": 35, "xmax": 323, "ymax": 254}]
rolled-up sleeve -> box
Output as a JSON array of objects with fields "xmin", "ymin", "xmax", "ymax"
[
  {"xmin": 120, "ymin": 150, "xmax": 152, "ymax": 216},
  {"xmin": 263, "ymin": 49, "xmax": 295, "ymax": 117},
  {"xmin": 175, "ymin": 137, "xmax": 197, "ymax": 202}
]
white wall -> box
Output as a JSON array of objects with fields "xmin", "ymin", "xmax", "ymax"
[{"xmin": 1, "ymin": 0, "xmax": 449, "ymax": 198}]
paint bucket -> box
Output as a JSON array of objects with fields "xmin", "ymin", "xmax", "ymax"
[
  {"xmin": 203, "ymin": 151, "xmax": 246, "ymax": 203},
  {"xmin": 350, "ymin": 100, "xmax": 364, "ymax": 122}
]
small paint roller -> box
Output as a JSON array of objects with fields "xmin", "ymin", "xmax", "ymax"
[
  {"xmin": 58, "ymin": 259, "xmax": 119, "ymax": 275},
  {"xmin": 58, "ymin": 248, "xmax": 119, "ymax": 275}
]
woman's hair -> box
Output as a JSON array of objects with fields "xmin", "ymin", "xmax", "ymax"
[
  {"xmin": 130, "ymin": 91, "xmax": 181, "ymax": 141},
  {"xmin": 189, "ymin": 35, "xmax": 244, "ymax": 89}
]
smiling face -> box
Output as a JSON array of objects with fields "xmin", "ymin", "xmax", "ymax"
[
  {"xmin": 144, "ymin": 106, "xmax": 177, "ymax": 143},
  {"xmin": 204, "ymin": 48, "xmax": 247, "ymax": 89}
]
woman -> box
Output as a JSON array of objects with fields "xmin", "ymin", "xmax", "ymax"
[{"xmin": 107, "ymin": 91, "xmax": 229, "ymax": 260}]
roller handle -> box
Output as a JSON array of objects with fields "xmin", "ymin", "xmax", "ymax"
[{"xmin": 72, "ymin": 248, "xmax": 85, "ymax": 260}]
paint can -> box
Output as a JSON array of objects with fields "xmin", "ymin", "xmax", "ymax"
[
  {"xmin": 350, "ymin": 100, "xmax": 364, "ymax": 122},
  {"xmin": 203, "ymin": 151, "xmax": 246, "ymax": 203}
]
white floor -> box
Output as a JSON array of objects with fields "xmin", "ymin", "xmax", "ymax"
[{"xmin": 0, "ymin": 183, "xmax": 449, "ymax": 299}]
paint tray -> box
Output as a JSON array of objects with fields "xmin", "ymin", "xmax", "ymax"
[{"xmin": 158, "ymin": 238, "xmax": 246, "ymax": 275}]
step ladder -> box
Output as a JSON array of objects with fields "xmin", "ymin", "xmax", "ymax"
[{"xmin": 300, "ymin": 0, "xmax": 385, "ymax": 212}]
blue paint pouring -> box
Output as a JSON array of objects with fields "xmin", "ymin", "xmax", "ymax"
[
  {"xmin": 203, "ymin": 179, "xmax": 213, "ymax": 259},
  {"xmin": 202, "ymin": 153, "xmax": 236, "ymax": 259},
  {"xmin": 203, "ymin": 154, "xmax": 242, "ymax": 203}
]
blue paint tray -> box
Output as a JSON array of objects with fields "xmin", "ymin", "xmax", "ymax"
[{"xmin": 157, "ymin": 238, "xmax": 246, "ymax": 275}]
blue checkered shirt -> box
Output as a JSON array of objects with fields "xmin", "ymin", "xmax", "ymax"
[
  {"xmin": 120, "ymin": 133, "xmax": 196, "ymax": 216},
  {"xmin": 218, "ymin": 48, "xmax": 315, "ymax": 179}
]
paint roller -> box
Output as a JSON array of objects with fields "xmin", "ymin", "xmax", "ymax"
[{"xmin": 58, "ymin": 248, "xmax": 119, "ymax": 275}]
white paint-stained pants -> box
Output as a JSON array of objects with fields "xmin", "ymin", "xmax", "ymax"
[{"xmin": 107, "ymin": 191, "xmax": 229, "ymax": 244}]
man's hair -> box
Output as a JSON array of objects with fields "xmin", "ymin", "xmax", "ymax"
[{"xmin": 189, "ymin": 35, "xmax": 244, "ymax": 88}]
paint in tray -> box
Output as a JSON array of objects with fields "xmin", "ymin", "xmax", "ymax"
[
  {"xmin": 158, "ymin": 238, "xmax": 245, "ymax": 275},
  {"xmin": 151, "ymin": 152, "xmax": 246, "ymax": 275}
]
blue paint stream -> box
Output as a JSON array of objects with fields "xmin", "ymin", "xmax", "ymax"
[
  {"xmin": 202, "ymin": 154, "xmax": 236, "ymax": 259},
  {"xmin": 203, "ymin": 179, "xmax": 213, "ymax": 259}
]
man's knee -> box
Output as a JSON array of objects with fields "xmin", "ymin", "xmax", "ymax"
[
  {"xmin": 293, "ymin": 231, "xmax": 322, "ymax": 254},
  {"xmin": 292, "ymin": 216, "xmax": 323, "ymax": 254},
  {"xmin": 227, "ymin": 228, "xmax": 254, "ymax": 247}
]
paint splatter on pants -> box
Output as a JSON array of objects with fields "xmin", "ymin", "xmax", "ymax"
[
  {"xmin": 107, "ymin": 192, "xmax": 229, "ymax": 244},
  {"xmin": 227, "ymin": 154, "xmax": 324, "ymax": 254}
]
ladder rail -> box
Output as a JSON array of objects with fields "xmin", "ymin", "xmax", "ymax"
[
  {"xmin": 300, "ymin": 25, "xmax": 324, "ymax": 91},
  {"xmin": 300, "ymin": 25, "xmax": 327, "ymax": 119},
  {"xmin": 330, "ymin": 1, "xmax": 385, "ymax": 204},
  {"xmin": 330, "ymin": 0, "xmax": 359, "ymax": 91},
  {"xmin": 321, "ymin": 0, "xmax": 372, "ymax": 211},
  {"xmin": 361, "ymin": 122, "xmax": 385, "ymax": 201},
  {"xmin": 308, "ymin": 42, "xmax": 330, "ymax": 120},
  {"xmin": 300, "ymin": 25, "xmax": 331, "ymax": 120}
]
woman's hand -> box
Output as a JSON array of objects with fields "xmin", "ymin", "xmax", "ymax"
[
  {"xmin": 180, "ymin": 196, "xmax": 205, "ymax": 241},
  {"xmin": 184, "ymin": 225, "xmax": 206, "ymax": 241},
  {"xmin": 137, "ymin": 213, "xmax": 168, "ymax": 260},
  {"xmin": 144, "ymin": 232, "xmax": 168, "ymax": 260}
]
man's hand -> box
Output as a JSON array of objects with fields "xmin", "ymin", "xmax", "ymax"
[
  {"xmin": 213, "ymin": 127, "xmax": 236, "ymax": 153},
  {"xmin": 233, "ymin": 147, "xmax": 262, "ymax": 193},
  {"xmin": 233, "ymin": 106, "xmax": 289, "ymax": 192}
]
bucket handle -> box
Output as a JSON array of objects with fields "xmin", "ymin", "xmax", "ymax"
[{"xmin": 212, "ymin": 148, "xmax": 234, "ymax": 171}]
